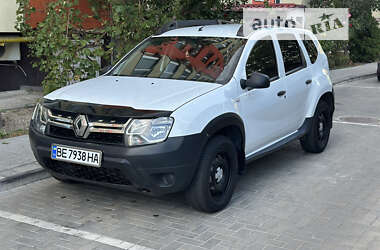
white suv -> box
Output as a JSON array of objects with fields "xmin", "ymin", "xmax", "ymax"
[{"xmin": 29, "ymin": 22, "xmax": 334, "ymax": 212}]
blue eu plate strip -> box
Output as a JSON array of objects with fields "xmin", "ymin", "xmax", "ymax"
[{"xmin": 52, "ymin": 145, "xmax": 57, "ymax": 159}]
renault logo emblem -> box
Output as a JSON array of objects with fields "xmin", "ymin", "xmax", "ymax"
[{"xmin": 73, "ymin": 115, "xmax": 88, "ymax": 138}]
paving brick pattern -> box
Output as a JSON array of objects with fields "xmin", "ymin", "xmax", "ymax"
[
  {"xmin": 0, "ymin": 77, "xmax": 379, "ymax": 250},
  {"xmin": 0, "ymin": 217, "xmax": 122, "ymax": 250}
]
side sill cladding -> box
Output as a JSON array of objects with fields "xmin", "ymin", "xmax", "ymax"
[{"xmin": 246, "ymin": 118, "xmax": 312, "ymax": 164}]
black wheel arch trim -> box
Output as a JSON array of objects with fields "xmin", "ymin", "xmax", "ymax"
[
  {"xmin": 200, "ymin": 112, "xmax": 246, "ymax": 173},
  {"xmin": 317, "ymin": 90, "xmax": 335, "ymax": 128},
  {"xmin": 203, "ymin": 112, "xmax": 244, "ymax": 135}
]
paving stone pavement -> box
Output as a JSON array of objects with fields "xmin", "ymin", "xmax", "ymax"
[
  {"xmin": 0, "ymin": 77, "xmax": 379, "ymax": 250},
  {"xmin": 0, "ymin": 217, "xmax": 123, "ymax": 250}
]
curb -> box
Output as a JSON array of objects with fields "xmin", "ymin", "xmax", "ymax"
[
  {"xmin": 0, "ymin": 168, "xmax": 49, "ymax": 191},
  {"xmin": 332, "ymin": 73, "xmax": 377, "ymax": 85},
  {"xmin": 0, "ymin": 168, "xmax": 47, "ymax": 184}
]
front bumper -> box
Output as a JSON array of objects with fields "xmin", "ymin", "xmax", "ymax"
[{"xmin": 29, "ymin": 125, "xmax": 203, "ymax": 196}]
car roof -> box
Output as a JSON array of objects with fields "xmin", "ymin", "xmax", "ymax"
[{"xmin": 155, "ymin": 24, "xmax": 315, "ymax": 40}]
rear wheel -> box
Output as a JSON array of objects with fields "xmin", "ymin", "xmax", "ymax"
[
  {"xmin": 186, "ymin": 136, "xmax": 238, "ymax": 213},
  {"xmin": 300, "ymin": 100, "xmax": 332, "ymax": 153}
]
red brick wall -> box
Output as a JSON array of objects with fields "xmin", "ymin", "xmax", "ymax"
[
  {"xmin": 251, "ymin": 0, "xmax": 276, "ymax": 5},
  {"xmin": 28, "ymin": 0, "xmax": 107, "ymax": 29}
]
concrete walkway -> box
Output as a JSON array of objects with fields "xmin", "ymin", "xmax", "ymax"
[
  {"xmin": 0, "ymin": 89, "xmax": 42, "ymax": 111},
  {"xmin": 0, "ymin": 135, "xmax": 49, "ymax": 190},
  {"xmin": 0, "ymin": 135, "xmax": 36, "ymax": 179},
  {"xmin": 0, "ymin": 62, "xmax": 378, "ymax": 188},
  {"xmin": 330, "ymin": 62, "xmax": 378, "ymax": 84}
]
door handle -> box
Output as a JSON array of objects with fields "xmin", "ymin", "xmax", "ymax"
[
  {"xmin": 305, "ymin": 79, "xmax": 312, "ymax": 85},
  {"xmin": 277, "ymin": 90, "xmax": 286, "ymax": 97}
]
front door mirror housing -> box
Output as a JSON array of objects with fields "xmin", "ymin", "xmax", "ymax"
[{"xmin": 241, "ymin": 72, "xmax": 270, "ymax": 90}]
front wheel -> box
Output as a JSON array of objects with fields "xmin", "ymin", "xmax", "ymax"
[
  {"xmin": 186, "ymin": 136, "xmax": 238, "ymax": 213},
  {"xmin": 300, "ymin": 100, "xmax": 332, "ymax": 153}
]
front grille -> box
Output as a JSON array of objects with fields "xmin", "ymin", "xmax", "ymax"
[
  {"xmin": 49, "ymin": 125, "xmax": 124, "ymax": 145},
  {"xmin": 50, "ymin": 125, "xmax": 76, "ymax": 138},
  {"xmin": 46, "ymin": 109, "xmax": 130, "ymax": 145},
  {"xmin": 87, "ymin": 133, "xmax": 124, "ymax": 144},
  {"xmin": 47, "ymin": 160, "xmax": 132, "ymax": 185}
]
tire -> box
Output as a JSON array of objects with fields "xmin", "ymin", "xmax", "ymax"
[
  {"xmin": 186, "ymin": 135, "xmax": 238, "ymax": 213},
  {"xmin": 300, "ymin": 100, "xmax": 332, "ymax": 153}
]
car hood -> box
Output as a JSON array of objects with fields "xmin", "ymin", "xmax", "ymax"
[{"xmin": 44, "ymin": 76, "xmax": 221, "ymax": 111}]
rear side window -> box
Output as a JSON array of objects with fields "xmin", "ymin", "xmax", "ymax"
[
  {"xmin": 302, "ymin": 36, "xmax": 318, "ymax": 64},
  {"xmin": 246, "ymin": 37, "xmax": 278, "ymax": 80},
  {"xmin": 278, "ymin": 34, "xmax": 306, "ymax": 74}
]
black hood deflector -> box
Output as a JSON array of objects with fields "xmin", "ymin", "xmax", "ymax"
[{"xmin": 42, "ymin": 99, "xmax": 172, "ymax": 118}]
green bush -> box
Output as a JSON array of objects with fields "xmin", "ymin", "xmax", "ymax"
[
  {"xmin": 349, "ymin": 17, "xmax": 380, "ymax": 62},
  {"xmin": 334, "ymin": 52, "xmax": 351, "ymax": 67},
  {"xmin": 310, "ymin": 0, "xmax": 380, "ymax": 65},
  {"xmin": 16, "ymin": 0, "xmax": 106, "ymax": 94}
]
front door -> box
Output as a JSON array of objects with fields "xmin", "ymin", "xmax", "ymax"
[{"xmin": 237, "ymin": 36, "xmax": 288, "ymax": 155}]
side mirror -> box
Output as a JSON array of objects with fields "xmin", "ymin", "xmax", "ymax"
[
  {"xmin": 100, "ymin": 65, "xmax": 112, "ymax": 75},
  {"xmin": 241, "ymin": 72, "xmax": 270, "ymax": 90}
]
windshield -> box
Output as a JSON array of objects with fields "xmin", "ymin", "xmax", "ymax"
[{"xmin": 110, "ymin": 36, "xmax": 247, "ymax": 84}]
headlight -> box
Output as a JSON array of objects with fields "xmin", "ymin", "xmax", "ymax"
[
  {"xmin": 31, "ymin": 103, "xmax": 48, "ymax": 134},
  {"xmin": 125, "ymin": 117, "xmax": 174, "ymax": 146}
]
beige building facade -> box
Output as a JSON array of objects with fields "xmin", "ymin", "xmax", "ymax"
[{"xmin": 0, "ymin": 0, "xmax": 18, "ymax": 33}]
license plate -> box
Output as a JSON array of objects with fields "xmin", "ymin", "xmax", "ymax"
[{"xmin": 51, "ymin": 144, "xmax": 102, "ymax": 167}]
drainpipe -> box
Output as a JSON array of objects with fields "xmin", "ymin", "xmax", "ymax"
[{"xmin": 0, "ymin": 37, "xmax": 34, "ymax": 45}]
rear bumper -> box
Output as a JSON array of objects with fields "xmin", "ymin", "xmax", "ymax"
[{"xmin": 29, "ymin": 125, "xmax": 204, "ymax": 196}]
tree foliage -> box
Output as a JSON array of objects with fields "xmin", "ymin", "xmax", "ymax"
[
  {"xmin": 17, "ymin": 0, "xmax": 106, "ymax": 93},
  {"xmin": 16, "ymin": 0, "xmax": 240, "ymax": 93},
  {"xmin": 17, "ymin": 0, "xmax": 380, "ymax": 93},
  {"xmin": 309, "ymin": 0, "xmax": 380, "ymax": 64}
]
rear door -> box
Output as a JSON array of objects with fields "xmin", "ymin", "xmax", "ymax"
[{"xmin": 276, "ymin": 33, "xmax": 311, "ymax": 132}]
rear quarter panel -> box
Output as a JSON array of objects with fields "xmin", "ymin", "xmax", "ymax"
[{"xmin": 303, "ymin": 33, "xmax": 333, "ymax": 117}]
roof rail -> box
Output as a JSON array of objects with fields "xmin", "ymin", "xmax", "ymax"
[{"xmin": 156, "ymin": 19, "xmax": 234, "ymax": 35}]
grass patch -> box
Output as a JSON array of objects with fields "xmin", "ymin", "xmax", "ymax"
[
  {"xmin": 331, "ymin": 62, "xmax": 364, "ymax": 70},
  {"xmin": 0, "ymin": 129, "xmax": 28, "ymax": 139}
]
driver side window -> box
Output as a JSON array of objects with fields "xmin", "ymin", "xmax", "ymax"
[{"xmin": 246, "ymin": 37, "xmax": 279, "ymax": 81}]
